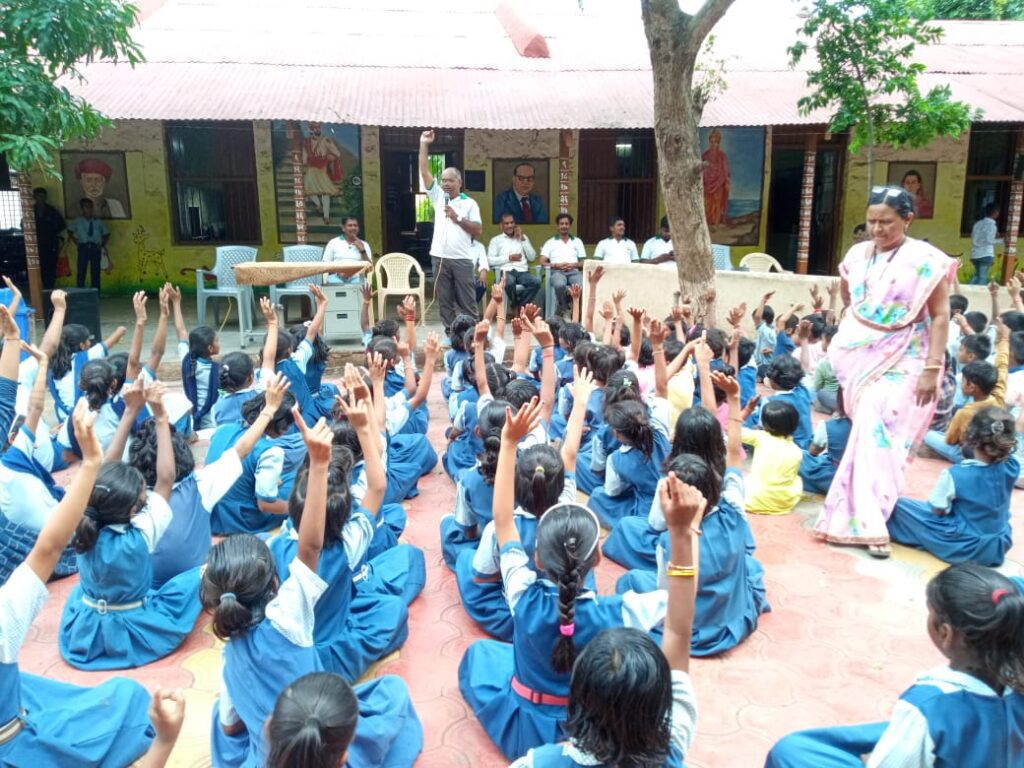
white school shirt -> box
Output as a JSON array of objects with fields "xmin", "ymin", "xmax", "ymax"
[
  {"xmin": 603, "ymin": 397, "xmax": 672, "ymax": 496},
  {"xmin": 105, "ymin": 492, "xmax": 174, "ymax": 553},
  {"xmin": 540, "ymin": 235, "xmax": 586, "ymax": 266},
  {"xmin": 426, "ymin": 183, "xmax": 481, "ymax": 261},
  {"xmin": 593, "ymin": 237, "xmax": 639, "ymax": 264},
  {"xmin": 487, "ymin": 233, "xmax": 536, "ymax": 273},
  {"xmin": 640, "ymin": 235, "xmax": 673, "ymax": 261},
  {"xmin": 0, "ymin": 562, "xmax": 50, "ymax": 663},
  {"xmin": 218, "ymin": 559, "xmax": 328, "ymax": 726},
  {"xmin": 970, "ymin": 216, "xmax": 1000, "ymax": 262},
  {"xmin": 178, "ymin": 341, "xmax": 213, "ymax": 415},
  {"xmin": 322, "ymin": 236, "xmax": 371, "ymax": 264},
  {"xmin": 0, "ymin": 427, "xmax": 60, "ymax": 530},
  {"xmin": 24, "ymin": 343, "xmax": 107, "ymax": 419}
]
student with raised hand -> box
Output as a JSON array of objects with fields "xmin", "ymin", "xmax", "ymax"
[
  {"xmin": 141, "ymin": 688, "xmax": 186, "ymax": 768},
  {"xmin": 0, "ymin": 401, "xmax": 155, "ymax": 765},
  {"xmin": 203, "ymin": 409, "xmax": 422, "ymax": 768},
  {"xmin": 59, "ymin": 382, "xmax": 205, "ymax": 669},
  {"xmin": 458, "ymin": 396, "xmax": 668, "ymax": 760},
  {"xmin": 512, "ymin": 472, "xmax": 705, "ymax": 767}
]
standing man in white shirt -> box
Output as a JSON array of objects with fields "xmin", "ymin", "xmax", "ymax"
[
  {"xmin": 640, "ymin": 216, "xmax": 676, "ymax": 264},
  {"xmin": 540, "ymin": 213, "xmax": 587, "ymax": 316},
  {"xmin": 969, "ymin": 202, "xmax": 1003, "ymax": 285},
  {"xmin": 593, "ymin": 216, "xmax": 639, "ymax": 265},
  {"xmin": 487, "ymin": 213, "xmax": 539, "ymax": 314},
  {"xmin": 321, "ymin": 215, "xmax": 372, "ymax": 283},
  {"xmin": 420, "ymin": 130, "xmax": 483, "ymax": 335}
]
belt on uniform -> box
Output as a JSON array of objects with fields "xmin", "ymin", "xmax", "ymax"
[
  {"xmin": 82, "ymin": 596, "xmax": 144, "ymax": 614},
  {"xmin": 0, "ymin": 712, "xmax": 24, "ymax": 745},
  {"xmin": 511, "ymin": 676, "xmax": 569, "ymax": 707}
]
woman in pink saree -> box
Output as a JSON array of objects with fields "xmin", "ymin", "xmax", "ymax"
[
  {"xmin": 814, "ymin": 186, "xmax": 954, "ymax": 557},
  {"xmin": 702, "ymin": 129, "xmax": 730, "ymax": 227}
]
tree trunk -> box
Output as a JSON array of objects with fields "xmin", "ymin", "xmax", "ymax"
[{"xmin": 642, "ymin": 0, "xmax": 736, "ymax": 317}]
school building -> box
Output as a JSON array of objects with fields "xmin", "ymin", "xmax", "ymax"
[{"xmin": 10, "ymin": 0, "xmax": 1024, "ymax": 297}]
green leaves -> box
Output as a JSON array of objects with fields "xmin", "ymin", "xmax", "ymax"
[
  {"xmin": 0, "ymin": 0, "xmax": 143, "ymax": 176},
  {"xmin": 790, "ymin": 0, "xmax": 976, "ymax": 174}
]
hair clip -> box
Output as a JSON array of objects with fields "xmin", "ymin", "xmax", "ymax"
[
  {"xmin": 621, "ymin": 379, "xmax": 632, "ymax": 389},
  {"xmin": 534, "ymin": 466, "xmax": 545, "ymax": 476},
  {"xmin": 991, "ymin": 420, "xmax": 1006, "ymax": 435},
  {"xmin": 559, "ymin": 623, "xmax": 576, "ymax": 637},
  {"xmin": 992, "ymin": 588, "xmax": 1010, "ymax": 605},
  {"xmin": 219, "ymin": 592, "xmax": 237, "ymax": 605}
]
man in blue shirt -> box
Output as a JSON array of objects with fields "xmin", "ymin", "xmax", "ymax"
[{"xmin": 66, "ymin": 198, "xmax": 110, "ymax": 290}]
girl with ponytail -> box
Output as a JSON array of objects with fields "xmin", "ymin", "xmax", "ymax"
[
  {"xmin": 587, "ymin": 320, "xmax": 674, "ymax": 528},
  {"xmin": 58, "ymin": 383, "xmax": 204, "ymax": 670},
  {"xmin": 767, "ymin": 563, "xmax": 1024, "ymax": 767},
  {"xmin": 454, "ymin": 366, "xmax": 593, "ymax": 641},
  {"xmin": 575, "ymin": 368, "xmax": 643, "ymax": 495},
  {"xmin": 202, "ymin": 405, "xmax": 423, "ymax": 768},
  {"xmin": 459, "ymin": 396, "xmax": 669, "ymax": 761},
  {"xmin": 267, "ymin": 672, "xmax": 359, "ymax": 768}
]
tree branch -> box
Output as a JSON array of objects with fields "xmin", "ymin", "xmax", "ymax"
[{"xmin": 690, "ymin": 0, "xmax": 738, "ymax": 46}]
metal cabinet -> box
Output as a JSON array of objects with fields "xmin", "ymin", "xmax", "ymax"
[{"xmin": 321, "ymin": 283, "xmax": 363, "ymax": 342}]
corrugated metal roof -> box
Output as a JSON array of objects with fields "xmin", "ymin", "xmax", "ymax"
[{"xmin": 60, "ymin": 0, "xmax": 1024, "ymax": 128}]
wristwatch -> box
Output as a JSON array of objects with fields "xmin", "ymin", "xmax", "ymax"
[{"xmin": 456, "ymin": 214, "xmax": 463, "ymax": 224}]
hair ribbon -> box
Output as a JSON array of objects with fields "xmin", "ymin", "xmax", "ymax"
[
  {"xmin": 559, "ymin": 623, "xmax": 576, "ymax": 637},
  {"xmin": 992, "ymin": 588, "xmax": 1009, "ymax": 605}
]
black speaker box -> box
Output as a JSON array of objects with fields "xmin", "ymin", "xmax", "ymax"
[{"xmin": 44, "ymin": 288, "xmax": 101, "ymax": 341}]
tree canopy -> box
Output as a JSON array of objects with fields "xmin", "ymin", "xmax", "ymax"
[
  {"xmin": 0, "ymin": 0, "xmax": 142, "ymax": 175},
  {"xmin": 912, "ymin": 0, "xmax": 1024, "ymax": 20},
  {"xmin": 790, "ymin": 0, "xmax": 977, "ymax": 191}
]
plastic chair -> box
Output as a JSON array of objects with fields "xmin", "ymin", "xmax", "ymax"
[
  {"xmin": 739, "ymin": 252, "xmax": 787, "ymax": 273},
  {"xmin": 269, "ymin": 245, "xmax": 325, "ymax": 322},
  {"xmin": 712, "ymin": 244, "xmax": 733, "ymax": 271},
  {"xmin": 374, "ymin": 253, "xmax": 425, "ymax": 325},
  {"xmin": 196, "ymin": 246, "xmax": 258, "ymax": 348}
]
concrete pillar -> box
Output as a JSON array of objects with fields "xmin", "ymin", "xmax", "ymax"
[
  {"xmin": 796, "ymin": 134, "xmax": 817, "ymax": 275},
  {"xmin": 1002, "ymin": 178, "xmax": 1022, "ymax": 283}
]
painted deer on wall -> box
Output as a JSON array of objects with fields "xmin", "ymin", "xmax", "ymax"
[{"xmin": 132, "ymin": 226, "xmax": 169, "ymax": 282}]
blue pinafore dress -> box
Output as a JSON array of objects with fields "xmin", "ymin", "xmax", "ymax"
[
  {"xmin": 525, "ymin": 741, "xmax": 684, "ymax": 767},
  {"xmin": 798, "ymin": 417, "xmax": 851, "ymax": 495},
  {"xmin": 443, "ymin": 388, "xmax": 483, "ymax": 479},
  {"xmin": 588, "ymin": 427, "xmax": 671, "ymax": 528},
  {"xmin": 386, "ymin": 368, "xmax": 428, "ymax": 435},
  {"xmin": 440, "ymin": 464, "xmax": 496, "ymax": 569},
  {"xmin": 206, "ymin": 423, "xmax": 287, "ymax": 534},
  {"xmin": 58, "ymin": 503, "xmax": 203, "ymax": 670},
  {"xmin": 149, "ymin": 475, "xmax": 212, "ymax": 589}
]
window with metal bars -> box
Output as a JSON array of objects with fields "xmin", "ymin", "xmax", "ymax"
[
  {"xmin": 165, "ymin": 122, "xmax": 261, "ymax": 244},
  {"xmin": 577, "ymin": 130, "xmax": 657, "ymax": 244},
  {"xmin": 960, "ymin": 124, "xmax": 1023, "ymax": 236}
]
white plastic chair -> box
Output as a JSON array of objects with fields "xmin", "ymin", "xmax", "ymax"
[
  {"xmin": 712, "ymin": 244, "xmax": 733, "ymax": 271},
  {"xmin": 739, "ymin": 252, "xmax": 787, "ymax": 273},
  {"xmin": 269, "ymin": 244, "xmax": 325, "ymax": 322},
  {"xmin": 374, "ymin": 253, "xmax": 425, "ymax": 325},
  {"xmin": 196, "ymin": 246, "xmax": 258, "ymax": 348}
]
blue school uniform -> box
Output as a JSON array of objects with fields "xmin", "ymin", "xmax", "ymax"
[
  {"xmin": 588, "ymin": 398, "xmax": 672, "ymax": 528},
  {"xmin": 765, "ymin": 667, "xmax": 1024, "ymax": 768},
  {"xmin": 212, "ymin": 389, "xmax": 258, "ymax": 426},
  {"xmin": 442, "ymin": 349, "xmax": 469, "ymax": 400},
  {"xmin": 269, "ymin": 515, "xmax": 425, "ymax": 683},
  {"xmin": 774, "ymin": 331, "xmax": 795, "ymax": 357},
  {"xmin": 798, "ymin": 417, "xmax": 852, "ymax": 495},
  {"xmin": 58, "ymin": 494, "xmax": 203, "ymax": 669},
  {"xmin": 458, "ymin": 540, "xmax": 667, "ymax": 760},
  {"xmin": 349, "ymin": 459, "xmax": 408, "ymax": 558},
  {"xmin": 181, "ymin": 353, "xmax": 220, "ymax": 430},
  {"xmin": 210, "ymin": 559, "xmax": 423, "ymax": 768},
  {"xmin": 385, "ymin": 368, "xmax": 428, "ymax": 435},
  {"xmin": 440, "ymin": 465, "xmax": 496, "ymax": 569},
  {"xmin": 575, "ymin": 423, "xmax": 619, "ymax": 495},
  {"xmin": 444, "ymin": 388, "xmax": 483, "ymax": 479},
  {"xmin": 765, "ymin": 385, "xmax": 813, "ymax": 449},
  {"xmin": 614, "ymin": 470, "xmax": 771, "ymax": 657},
  {"xmin": 294, "ymin": 340, "xmax": 341, "ymax": 419},
  {"xmin": 739, "ymin": 363, "xmax": 757, "ymax": 407},
  {"xmin": 276, "ymin": 357, "xmax": 326, "ymax": 424},
  {"xmin": 0, "ymin": 564, "xmax": 155, "ymax": 765},
  {"xmin": 382, "ymin": 394, "xmax": 438, "ymax": 502},
  {"xmin": 206, "ymin": 422, "xmax": 287, "ymax": 534},
  {"xmin": 47, "ymin": 344, "xmax": 107, "ymax": 423},
  {"xmin": 887, "ymin": 457, "xmax": 1019, "ymax": 566}
]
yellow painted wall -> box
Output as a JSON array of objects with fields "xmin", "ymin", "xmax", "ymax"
[
  {"xmin": 836, "ymin": 133, "xmax": 973, "ymax": 269},
  {"xmin": 359, "ymin": 126, "xmax": 384, "ymax": 251},
  {"xmin": 34, "ymin": 120, "xmax": 280, "ymax": 295}
]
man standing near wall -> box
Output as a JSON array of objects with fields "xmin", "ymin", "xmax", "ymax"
[
  {"xmin": 420, "ymin": 129, "xmax": 482, "ymax": 335},
  {"xmin": 969, "ymin": 202, "xmax": 1003, "ymax": 285}
]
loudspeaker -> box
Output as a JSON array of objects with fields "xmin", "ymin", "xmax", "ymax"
[{"xmin": 44, "ymin": 288, "xmax": 101, "ymax": 341}]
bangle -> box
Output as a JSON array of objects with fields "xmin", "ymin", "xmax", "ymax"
[
  {"xmin": 922, "ymin": 365, "xmax": 942, "ymax": 372},
  {"xmin": 652, "ymin": 349, "xmax": 665, "ymax": 356},
  {"xmin": 666, "ymin": 564, "xmax": 696, "ymax": 578},
  {"xmin": 728, "ymin": 417, "xmax": 743, "ymax": 423},
  {"xmin": 497, "ymin": 316, "xmax": 506, "ymax": 322},
  {"xmin": 542, "ymin": 344, "xmax": 555, "ymax": 350}
]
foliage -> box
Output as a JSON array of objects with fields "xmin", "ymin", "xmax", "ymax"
[
  {"xmin": 912, "ymin": 0, "xmax": 1024, "ymax": 19},
  {"xmin": 693, "ymin": 35, "xmax": 728, "ymax": 114},
  {"xmin": 0, "ymin": 0, "xmax": 143, "ymax": 176},
  {"xmin": 789, "ymin": 0, "xmax": 978, "ymax": 189}
]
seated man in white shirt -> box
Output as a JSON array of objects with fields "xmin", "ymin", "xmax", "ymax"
[
  {"xmin": 321, "ymin": 215, "xmax": 372, "ymax": 283},
  {"xmin": 540, "ymin": 213, "xmax": 587, "ymax": 316},
  {"xmin": 640, "ymin": 216, "xmax": 676, "ymax": 264},
  {"xmin": 486, "ymin": 213, "xmax": 540, "ymax": 313},
  {"xmin": 593, "ymin": 216, "xmax": 639, "ymax": 265}
]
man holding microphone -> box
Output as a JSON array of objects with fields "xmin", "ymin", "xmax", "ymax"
[{"xmin": 420, "ymin": 129, "xmax": 482, "ymax": 336}]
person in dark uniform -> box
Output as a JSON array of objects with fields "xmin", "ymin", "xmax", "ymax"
[{"xmin": 32, "ymin": 188, "xmax": 65, "ymax": 290}]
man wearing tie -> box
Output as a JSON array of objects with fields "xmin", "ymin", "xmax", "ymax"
[
  {"xmin": 67, "ymin": 198, "xmax": 110, "ymax": 290},
  {"xmin": 493, "ymin": 162, "xmax": 548, "ymax": 225}
]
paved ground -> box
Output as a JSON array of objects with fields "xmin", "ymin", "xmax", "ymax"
[{"xmin": 19, "ymin": 375, "xmax": 1024, "ymax": 767}]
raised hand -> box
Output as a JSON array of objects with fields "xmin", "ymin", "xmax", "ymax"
[
  {"xmin": 72, "ymin": 399, "xmax": 102, "ymax": 465},
  {"xmin": 810, "ymin": 284, "xmax": 823, "ymax": 310},
  {"xmin": 569, "ymin": 284, "xmax": 582, "ymax": 301},
  {"xmin": 0, "ymin": 305, "xmax": 18, "ymax": 340},
  {"xmin": 703, "ymin": 287, "xmax": 716, "ymax": 304},
  {"xmin": 19, "ymin": 341, "xmax": 46, "ymax": 361},
  {"xmin": 293, "ymin": 408, "xmax": 334, "ymax": 463},
  {"xmin": 726, "ymin": 303, "xmax": 746, "ymax": 328},
  {"xmin": 598, "ymin": 301, "xmax": 614, "ymax": 321},
  {"xmin": 790, "ymin": 302, "xmax": 805, "ymax": 314},
  {"xmin": 309, "ymin": 284, "xmax": 327, "ymax": 307},
  {"xmin": 133, "ymin": 291, "xmax": 147, "ymax": 323},
  {"xmin": 144, "ymin": 381, "xmax": 167, "ymax": 415},
  {"xmin": 648, "ymin": 318, "xmax": 668, "ymax": 346},
  {"xmin": 660, "ymin": 471, "xmax": 707, "ymax": 536},
  {"xmin": 491, "ymin": 275, "xmax": 506, "ymax": 305},
  {"xmin": 361, "ymin": 282, "xmax": 374, "ymax": 304},
  {"xmin": 694, "ymin": 331, "xmax": 713, "ymax": 367},
  {"xmin": 259, "ymin": 296, "xmax": 278, "ymax": 325},
  {"xmin": 334, "ymin": 393, "xmax": 370, "ymax": 429},
  {"xmin": 827, "ymin": 280, "xmax": 840, "ymax": 301},
  {"xmin": 502, "ymin": 396, "xmax": 542, "ymax": 443},
  {"xmin": 424, "ymin": 331, "xmax": 440, "ymax": 358},
  {"xmin": 343, "ymin": 362, "xmax": 371, "ymax": 402},
  {"xmin": 168, "ymin": 285, "xmax": 181, "ymax": 304},
  {"xmin": 989, "ymin": 281, "xmax": 1000, "ymax": 296},
  {"xmin": 122, "ymin": 378, "xmax": 145, "ymax": 412},
  {"xmin": 159, "ymin": 284, "xmax": 170, "ymax": 316},
  {"xmin": 51, "ymin": 289, "xmax": 67, "ymax": 311},
  {"xmin": 710, "ymin": 371, "xmax": 739, "ymax": 398},
  {"xmin": 571, "ymin": 366, "xmax": 596, "ymax": 404},
  {"xmin": 521, "ymin": 303, "xmax": 541, "ymax": 322},
  {"xmin": 612, "ymin": 289, "xmax": 627, "ymax": 308},
  {"xmin": 2, "ymin": 276, "xmax": 22, "ymax": 312},
  {"xmin": 740, "ymin": 393, "xmax": 761, "ymax": 421},
  {"xmin": 627, "ymin": 306, "xmax": 645, "ymax": 323},
  {"xmin": 511, "ymin": 317, "xmax": 523, "ymax": 338},
  {"xmin": 420, "ymin": 129, "xmax": 435, "ymax": 145},
  {"xmin": 264, "ymin": 372, "xmax": 289, "ymax": 412},
  {"xmin": 396, "ymin": 340, "xmax": 410, "ymax": 358},
  {"xmin": 761, "ymin": 290, "xmax": 776, "ymax": 303},
  {"xmin": 587, "ymin": 265, "xmax": 605, "ymax": 286},
  {"xmin": 148, "ymin": 687, "xmax": 186, "ymax": 752},
  {"xmin": 365, "ymin": 351, "xmax": 387, "ymax": 385},
  {"xmin": 797, "ymin": 319, "xmax": 812, "ymax": 339},
  {"xmin": 524, "ymin": 316, "xmax": 554, "ymax": 347}
]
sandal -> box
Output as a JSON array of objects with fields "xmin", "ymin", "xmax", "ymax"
[{"xmin": 868, "ymin": 544, "xmax": 891, "ymax": 559}]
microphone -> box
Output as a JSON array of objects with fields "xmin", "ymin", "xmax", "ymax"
[{"xmin": 444, "ymin": 193, "xmax": 450, "ymax": 206}]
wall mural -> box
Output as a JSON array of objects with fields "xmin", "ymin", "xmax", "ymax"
[
  {"xmin": 887, "ymin": 161, "xmax": 936, "ymax": 219},
  {"xmin": 131, "ymin": 226, "xmax": 168, "ymax": 282},
  {"xmin": 271, "ymin": 121, "xmax": 363, "ymax": 244},
  {"xmin": 60, "ymin": 151, "xmax": 132, "ymax": 220},
  {"xmin": 698, "ymin": 127, "xmax": 766, "ymax": 246}
]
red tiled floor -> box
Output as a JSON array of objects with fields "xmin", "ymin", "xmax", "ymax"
[{"xmin": 15, "ymin": 380, "xmax": 1024, "ymax": 766}]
